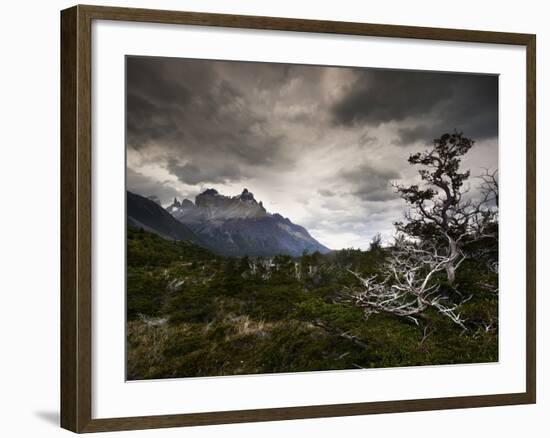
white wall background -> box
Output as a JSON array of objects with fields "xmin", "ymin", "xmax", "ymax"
[{"xmin": 0, "ymin": 0, "xmax": 546, "ymax": 437}]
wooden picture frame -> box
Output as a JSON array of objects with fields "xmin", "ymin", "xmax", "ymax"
[{"xmin": 61, "ymin": 4, "xmax": 536, "ymax": 433}]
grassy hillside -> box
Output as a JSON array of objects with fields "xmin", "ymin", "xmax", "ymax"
[{"xmin": 127, "ymin": 227, "xmax": 498, "ymax": 380}]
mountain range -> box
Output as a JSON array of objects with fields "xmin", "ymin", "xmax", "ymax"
[{"xmin": 127, "ymin": 188, "xmax": 330, "ymax": 257}]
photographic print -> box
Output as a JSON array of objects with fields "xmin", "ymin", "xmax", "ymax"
[{"xmin": 125, "ymin": 56, "xmax": 499, "ymax": 380}]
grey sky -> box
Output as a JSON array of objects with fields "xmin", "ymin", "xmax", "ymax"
[{"xmin": 126, "ymin": 56, "xmax": 498, "ymax": 250}]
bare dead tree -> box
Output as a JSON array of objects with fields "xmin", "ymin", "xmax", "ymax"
[
  {"xmin": 394, "ymin": 132, "xmax": 498, "ymax": 284},
  {"xmin": 470, "ymin": 169, "xmax": 499, "ymax": 296},
  {"xmin": 340, "ymin": 133, "xmax": 499, "ymax": 332},
  {"xmin": 344, "ymin": 236, "xmax": 471, "ymax": 330},
  {"xmin": 478, "ymin": 168, "xmax": 499, "ymax": 208}
]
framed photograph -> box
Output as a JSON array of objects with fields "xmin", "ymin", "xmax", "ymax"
[{"xmin": 60, "ymin": 4, "xmax": 536, "ymax": 433}]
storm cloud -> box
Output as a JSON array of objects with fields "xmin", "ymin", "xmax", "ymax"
[
  {"xmin": 331, "ymin": 69, "xmax": 498, "ymax": 145},
  {"xmin": 126, "ymin": 57, "xmax": 288, "ymax": 167},
  {"xmin": 340, "ymin": 163, "xmax": 401, "ymax": 202},
  {"xmin": 126, "ymin": 56, "xmax": 498, "ymax": 249}
]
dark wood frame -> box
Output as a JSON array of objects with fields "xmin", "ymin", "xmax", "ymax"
[{"xmin": 61, "ymin": 4, "xmax": 536, "ymax": 433}]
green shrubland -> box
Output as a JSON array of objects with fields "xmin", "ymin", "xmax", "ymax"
[{"xmin": 127, "ymin": 227, "xmax": 498, "ymax": 380}]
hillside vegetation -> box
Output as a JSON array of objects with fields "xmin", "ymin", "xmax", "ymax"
[{"xmin": 127, "ymin": 226, "xmax": 497, "ymax": 380}]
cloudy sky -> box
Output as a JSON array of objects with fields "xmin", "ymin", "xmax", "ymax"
[{"xmin": 126, "ymin": 56, "xmax": 498, "ymax": 250}]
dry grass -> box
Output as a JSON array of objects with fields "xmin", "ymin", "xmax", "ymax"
[
  {"xmin": 126, "ymin": 320, "xmax": 191, "ymax": 379},
  {"xmin": 127, "ymin": 315, "xmax": 293, "ymax": 379},
  {"xmin": 226, "ymin": 315, "xmax": 274, "ymax": 339}
]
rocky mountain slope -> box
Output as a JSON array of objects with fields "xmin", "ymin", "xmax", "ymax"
[
  {"xmin": 166, "ymin": 188, "xmax": 331, "ymax": 257},
  {"xmin": 127, "ymin": 191, "xmax": 203, "ymax": 245}
]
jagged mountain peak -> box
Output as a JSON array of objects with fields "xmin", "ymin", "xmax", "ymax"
[
  {"xmin": 182, "ymin": 188, "xmax": 266, "ymax": 219},
  {"xmin": 161, "ymin": 187, "xmax": 330, "ymax": 257},
  {"xmin": 195, "ymin": 187, "xmax": 257, "ymax": 204},
  {"xmin": 165, "ymin": 188, "xmax": 267, "ymax": 223},
  {"xmin": 238, "ymin": 188, "xmax": 255, "ymax": 202},
  {"xmin": 200, "ymin": 188, "xmax": 219, "ymax": 197}
]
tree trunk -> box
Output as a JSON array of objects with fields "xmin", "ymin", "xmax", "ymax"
[
  {"xmin": 445, "ymin": 236, "xmax": 458, "ymax": 284},
  {"xmin": 446, "ymin": 263, "xmax": 456, "ymax": 285}
]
